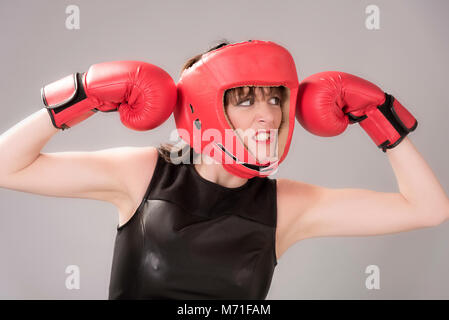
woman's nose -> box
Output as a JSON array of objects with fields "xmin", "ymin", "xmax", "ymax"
[{"xmin": 254, "ymin": 102, "xmax": 276, "ymax": 124}]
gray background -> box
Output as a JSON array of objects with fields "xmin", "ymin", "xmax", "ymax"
[{"xmin": 0, "ymin": 0, "xmax": 448, "ymax": 299}]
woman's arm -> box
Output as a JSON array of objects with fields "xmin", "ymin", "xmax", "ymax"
[
  {"xmin": 0, "ymin": 108, "xmax": 130, "ymax": 207},
  {"xmin": 0, "ymin": 107, "xmax": 160, "ymax": 217},
  {"xmin": 0, "ymin": 109, "xmax": 58, "ymax": 177},
  {"xmin": 386, "ymin": 137, "xmax": 449, "ymax": 222},
  {"xmin": 279, "ymin": 137, "xmax": 449, "ymax": 243}
]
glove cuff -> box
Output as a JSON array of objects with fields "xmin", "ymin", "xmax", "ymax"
[
  {"xmin": 356, "ymin": 93, "xmax": 418, "ymax": 152},
  {"xmin": 41, "ymin": 72, "xmax": 94, "ymax": 130}
]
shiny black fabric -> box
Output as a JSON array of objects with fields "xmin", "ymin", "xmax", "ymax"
[{"xmin": 108, "ymin": 152, "xmax": 278, "ymax": 299}]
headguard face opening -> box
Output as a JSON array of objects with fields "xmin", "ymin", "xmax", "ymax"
[{"xmin": 174, "ymin": 40, "xmax": 299, "ymax": 179}]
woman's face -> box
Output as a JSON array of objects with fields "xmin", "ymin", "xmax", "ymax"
[{"xmin": 224, "ymin": 86, "xmax": 284, "ymax": 164}]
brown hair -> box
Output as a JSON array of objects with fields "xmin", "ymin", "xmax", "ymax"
[{"xmin": 223, "ymin": 86, "xmax": 287, "ymax": 108}]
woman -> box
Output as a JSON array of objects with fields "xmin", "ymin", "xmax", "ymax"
[{"xmin": 0, "ymin": 40, "xmax": 447, "ymax": 300}]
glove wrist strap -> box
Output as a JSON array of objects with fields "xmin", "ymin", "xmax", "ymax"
[{"xmin": 357, "ymin": 93, "xmax": 418, "ymax": 152}]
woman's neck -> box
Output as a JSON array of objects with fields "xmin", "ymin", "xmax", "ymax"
[{"xmin": 193, "ymin": 154, "xmax": 248, "ymax": 189}]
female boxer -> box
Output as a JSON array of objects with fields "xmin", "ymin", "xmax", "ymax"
[{"xmin": 0, "ymin": 40, "xmax": 448, "ymax": 299}]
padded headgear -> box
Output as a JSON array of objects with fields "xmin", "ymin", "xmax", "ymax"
[{"xmin": 174, "ymin": 40, "xmax": 299, "ymax": 178}]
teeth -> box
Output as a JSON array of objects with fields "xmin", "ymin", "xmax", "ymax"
[{"xmin": 254, "ymin": 132, "xmax": 270, "ymax": 141}]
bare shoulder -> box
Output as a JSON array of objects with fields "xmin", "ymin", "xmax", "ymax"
[
  {"xmin": 276, "ymin": 178, "xmax": 320, "ymax": 219},
  {"xmin": 113, "ymin": 146, "xmax": 159, "ymax": 226},
  {"xmin": 275, "ymin": 178, "xmax": 322, "ymax": 256}
]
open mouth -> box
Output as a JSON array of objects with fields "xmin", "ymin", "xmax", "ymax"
[{"xmin": 252, "ymin": 130, "xmax": 272, "ymax": 144}]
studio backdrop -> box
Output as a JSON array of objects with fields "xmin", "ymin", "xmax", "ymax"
[{"xmin": 0, "ymin": 0, "xmax": 448, "ymax": 299}]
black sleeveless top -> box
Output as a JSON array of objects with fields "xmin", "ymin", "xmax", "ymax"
[{"xmin": 108, "ymin": 152, "xmax": 278, "ymax": 300}]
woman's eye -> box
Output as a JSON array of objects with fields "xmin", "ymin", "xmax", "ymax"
[
  {"xmin": 236, "ymin": 97, "xmax": 280, "ymax": 106},
  {"xmin": 269, "ymin": 97, "xmax": 281, "ymax": 105},
  {"xmin": 238, "ymin": 99, "xmax": 252, "ymax": 106}
]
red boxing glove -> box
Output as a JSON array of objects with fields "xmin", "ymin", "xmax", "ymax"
[
  {"xmin": 41, "ymin": 61, "xmax": 177, "ymax": 131},
  {"xmin": 296, "ymin": 71, "xmax": 418, "ymax": 152}
]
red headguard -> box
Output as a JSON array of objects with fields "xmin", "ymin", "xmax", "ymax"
[{"xmin": 174, "ymin": 40, "xmax": 299, "ymax": 178}]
